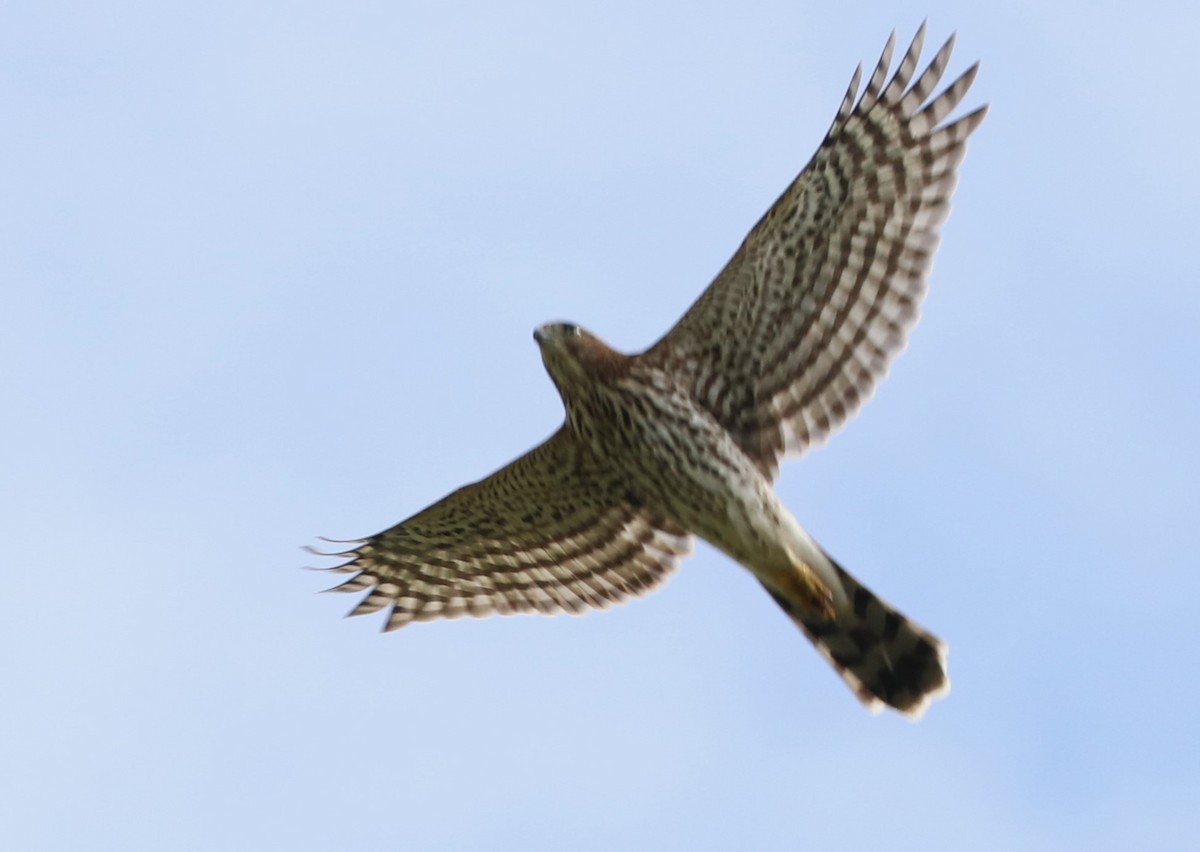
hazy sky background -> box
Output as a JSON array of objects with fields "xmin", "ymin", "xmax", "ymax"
[{"xmin": 4, "ymin": 1, "xmax": 1198, "ymax": 849}]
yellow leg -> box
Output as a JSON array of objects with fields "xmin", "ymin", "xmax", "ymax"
[{"xmin": 781, "ymin": 556, "xmax": 836, "ymax": 623}]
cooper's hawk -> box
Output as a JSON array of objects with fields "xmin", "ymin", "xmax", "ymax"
[{"xmin": 312, "ymin": 25, "xmax": 986, "ymax": 718}]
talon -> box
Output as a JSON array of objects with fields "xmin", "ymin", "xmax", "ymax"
[{"xmin": 786, "ymin": 562, "xmax": 837, "ymax": 623}]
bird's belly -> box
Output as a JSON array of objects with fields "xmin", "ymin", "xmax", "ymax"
[{"xmin": 603, "ymin": 419, "xmax": 791, "ymax": 572}]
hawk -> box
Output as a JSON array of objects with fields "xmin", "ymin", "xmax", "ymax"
[{"xmin": 312, "ymin": 25, "xmax": 986, "ymax": 718}]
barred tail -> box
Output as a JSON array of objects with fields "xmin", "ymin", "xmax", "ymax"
[{"xmin": 765, "ymin": 554, "xmax": 949, "ymax": 719}]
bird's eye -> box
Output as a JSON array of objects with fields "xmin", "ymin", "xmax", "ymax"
[{"xmin": 565, "ymin": 324, "xmax": 581, "ymax": 337}]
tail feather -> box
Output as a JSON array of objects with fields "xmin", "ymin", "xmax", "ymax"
[{"xmin": 765, "ymin": 554, "xmax": 948, "ymax": 719}]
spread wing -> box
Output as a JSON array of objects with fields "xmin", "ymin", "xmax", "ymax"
[
  {"xmin": 643, "ymin": 24, "xmax": 987, "ymax": 478},
  {"xmin": 311, "ymin": 428, "xmax": 692, "ymax": 631}
]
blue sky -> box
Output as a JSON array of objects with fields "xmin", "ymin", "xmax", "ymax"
[{"xmin": 3, "ymin": 1, "xmax": 1198, "ymax": 849}]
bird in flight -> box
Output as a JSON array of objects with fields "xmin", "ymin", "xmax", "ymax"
[{"xmin": 312, "ymin": 24, "xmax": 986, "ymax": 718}]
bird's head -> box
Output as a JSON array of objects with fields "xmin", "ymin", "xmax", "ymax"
[{"xmin": 534, "ymin": 321, "xmax": 628, "ymax": 392}]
